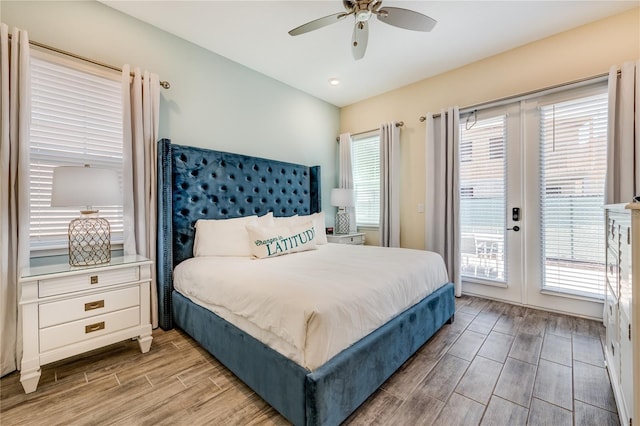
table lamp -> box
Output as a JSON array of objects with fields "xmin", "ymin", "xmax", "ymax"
[
  {"xmin": 51, "ymin": 165, "xmax": 120, "ymax": 266},
  {"xmin": 331, "ymin": 188, "xmax": 355, "ymax": 235}
]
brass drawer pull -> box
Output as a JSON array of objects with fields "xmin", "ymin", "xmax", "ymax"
[
  {"xmin": 90, "ymin": 275, "xmax": 98, "ymax": 285},
  {"xmin": 85, "ymin": 322, "xmax": 105, "ymax": 334},
  {"xmin": 84, "ymin": 300, "xmax": 105, "ymax": 311}
]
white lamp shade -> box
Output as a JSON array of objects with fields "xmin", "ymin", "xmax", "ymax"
[
  {"xmin": 331, "ymin": 188, "xmax": 355, "ymax": 207},
  {"xmin": 51, "ymin": 165, "xmax": 121, "ymax": 208}
]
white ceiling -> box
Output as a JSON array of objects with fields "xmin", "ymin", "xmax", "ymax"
[{"xmin": 101, "ymin": 1, "xmax": 637, "ymax": 107}]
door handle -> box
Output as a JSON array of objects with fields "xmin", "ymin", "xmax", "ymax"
[{"xmin": 507, "ymin": 226, "xmax": 520, "ymax": 232}]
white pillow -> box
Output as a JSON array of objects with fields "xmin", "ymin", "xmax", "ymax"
[
  {"xmin": 257, "ymin": 212, "xmax": 275, "ymax": 227},
  {"xmin": 193, "ymin": 215, "xmax": 258, "ymax": 257},
  {"xmin": 246, "ymin": 221, "xmax": 317, "ymax": 259},
  {"xmin": 268, "ymin": 213, "xmax": 327, "ymax": 244},
  {"xmin": 272, "ymin": 214, "xmax": 299, "ymax": 227}
]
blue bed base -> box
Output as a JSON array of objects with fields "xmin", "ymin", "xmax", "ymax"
[{"xmin": 157, "ymin": 139, "xmax": 455, "ymax": 425}]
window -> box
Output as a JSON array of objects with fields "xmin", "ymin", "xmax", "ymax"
[
  {"xmin": 351, "ymin": 132, "xmax": 380, "ymax": 227},
  {"xmin": 29, "ymin": 52, "xmax": 124, "ymax": 253},
  {"xmin": 460, "ymin": 140, "xmax": 472, "ymax": 162},
  {"xmin": 460, "ymin": 187, "xmax": 474, "ymax": 198},
  {"xmin": 489, "ymin": 137, "xmax": 504, "ymax": 160}
]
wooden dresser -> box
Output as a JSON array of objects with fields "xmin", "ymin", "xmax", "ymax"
[
  {"xmin": 19, "ymin": 255, "xmax": 153, "ymax": 393},
  {"xmin": 604, "ymin": 203, "xmax": 639, "ymax": 426}
]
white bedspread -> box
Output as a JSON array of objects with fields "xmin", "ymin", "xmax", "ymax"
[{"xmin": 173, "ymin": 244, "xmax": 449, "ymax": 370}]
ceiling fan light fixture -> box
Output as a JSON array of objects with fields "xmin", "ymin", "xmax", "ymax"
[{"xmin": 355, "ymin": 10, "xmax": 371, "ymax": 22}]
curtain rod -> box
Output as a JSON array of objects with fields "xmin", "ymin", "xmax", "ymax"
[
  {"xmin": 417, "ymin": 70, "xmax": 618, "ymax": 122},
  {"xmin": 335, "ymin": 121, "xmax": 404, "ymax": 142},
  {"xmin": 7, "ymin": 34, "xmax": 171, "ymax": 89}
]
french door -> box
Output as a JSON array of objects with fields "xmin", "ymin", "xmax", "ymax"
[
  {"xmin": 459, "ymin": 82, "xmax": 608, "ymax": 318},
  {"xmin": 459, "ymin": 103, "xmax": 523, "ymax": 305}
]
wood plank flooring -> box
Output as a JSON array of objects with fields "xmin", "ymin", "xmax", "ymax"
[{"xmin": 0, "ymin": 295, "xmax": 620, "ymax": 425}]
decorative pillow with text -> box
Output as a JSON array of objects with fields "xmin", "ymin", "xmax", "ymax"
[{"xmin": 246, "ymin": 222, "xmax": 317, "ymax": 259}]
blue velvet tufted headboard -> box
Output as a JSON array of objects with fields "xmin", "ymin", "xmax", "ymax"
[{"xmin": 156, "ymin": 139, "xmax": 321, "ymax": 329}]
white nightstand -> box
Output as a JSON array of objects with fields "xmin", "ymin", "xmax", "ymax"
[
  {"xmin": 19, "ymin": 254, "xmax": 153, "ymax": 394},
  {"xmin": 326, "ymin": 232, "xmax": 365, "ymax": 245}
]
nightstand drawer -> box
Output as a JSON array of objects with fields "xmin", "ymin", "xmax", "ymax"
[
  {"xmin": 39, "ymin": 286, "xmax": 140, "ymax": 328},
  {"xmin": 347, "ymin": 234, "xmax": 364, "ymax": 245},
  {"xmin": 39, "ymin": 306, "xmax": 140, "ymax": 353},
  {"xmin": 327, "ymin": 233, "xmax": 365, "ymax": 245},
  {"xmin": 38, "ymin": 267, "xmax": 140, "ymax": 298}
]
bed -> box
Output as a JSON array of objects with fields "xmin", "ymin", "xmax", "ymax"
[{"xmin": 156, "ymin": 139, "xmax": 455, "ymax": 426}]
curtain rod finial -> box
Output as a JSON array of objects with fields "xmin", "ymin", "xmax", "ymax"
[{"xmin": 160, "ymin": 81, "xmax": 170, "ymax": 89}]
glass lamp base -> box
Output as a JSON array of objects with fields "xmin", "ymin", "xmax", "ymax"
[
  {"xmin": 335, "ymin": 211, "xmax": 350, "ymax": 235},
  {"xmin": 68, "ymin": 216, "xmax": 112, "ymax": 266}
]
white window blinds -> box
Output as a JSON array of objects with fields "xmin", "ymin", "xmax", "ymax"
[
  {"xmin": 539, "ymin": 92, "xmax": 608, "ymax": 298},
  {"xmin": 459, "ymin": 115, "xmax": 507, "ymax": 282},
  {"xmin": 29, "ymin": 54, "xmax": 124, "ymax": 251},
  {"xmin": 352, "ymin": 133, "xmax": 380, "ymax": 227}
]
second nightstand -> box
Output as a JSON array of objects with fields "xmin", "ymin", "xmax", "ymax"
[{"xmin": 326, "ymin": 232, "xmax": 365, "ymax": 245}]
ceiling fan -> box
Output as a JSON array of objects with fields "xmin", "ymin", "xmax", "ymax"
[{"xmin": 288, "ymin": 0, "xmax": 437, "ymax": 60}]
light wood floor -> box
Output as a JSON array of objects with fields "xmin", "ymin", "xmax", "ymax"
[{"xmin": 1, "ymin": 295, "xmax": 620, "ymax": 425}]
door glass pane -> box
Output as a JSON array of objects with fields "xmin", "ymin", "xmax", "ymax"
[
  {"xmin": 459, "ymin": 115, "xmax": 507, "ymax": 282},
  {"xmin": 539, "ymin": 93, "xmax": 608, "ymax": 299}
]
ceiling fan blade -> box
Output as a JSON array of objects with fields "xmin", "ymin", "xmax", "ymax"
[
  {"xmin": 289, "ymin": 12, "xmax": 349, "ymax": 36},
  {"xmin": 376, "ymin": 7, "xmax": 437, "ymax": 32},
  {"xmin": 351, "ymin": 21, "xmax": 368, "ymax": 60},
  {"xmin": 342, "ymin": 0, "xmax": 356, "ymax": 10}
]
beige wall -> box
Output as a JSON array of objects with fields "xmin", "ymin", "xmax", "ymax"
[{"xmin": 340, "ymin": 7, "xmax": 640, "ymax": 249}]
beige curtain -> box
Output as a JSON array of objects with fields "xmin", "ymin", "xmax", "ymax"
[
  {"xmin": 0, "ymin": 24, "xmax": 31, "ymax": 376},
  {"xmin": 122, "ymin": 65, "xmax": 160, "ymax": 328},
  {"xmin": 425, "ymin": 107, "xmax": 461, "ymax": 296},
  {"xmin": 379, "ymin": 122, "xmax": 400, "ymax": 247},
  {"xmin": 605, "ymin": 60, "xmax": 640, "ymax": 204},
  {"xmin": 339, "ymin": 133, "xmax": 356, "ymax": 233}
]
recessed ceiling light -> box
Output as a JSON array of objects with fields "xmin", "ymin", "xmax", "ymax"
[{"xmin": 328, "ymin": 78, "xmax": 340, "ymax": 86}]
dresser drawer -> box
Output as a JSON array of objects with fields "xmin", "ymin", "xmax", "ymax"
[
  {"xmin": 39, "ymin": 286, "xmax": 140, "ymax": 328},
  {"xmin": 607, "ymin": 248, "xmax": 620, "ymax": 299},
  {"xmin": 607, "ymin": 339, "xmax": 621, "ymax": 381},
  {"xmin": 38, "ymin": 267, "xmax": 140, "ymax": 298},
  {"xmin": 39, "ymin": 307, "xmax": 140, "ymax": 353},
  {"xmin": 605, "ymin": 291, "xmax": 619, "ymax": 342}
]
